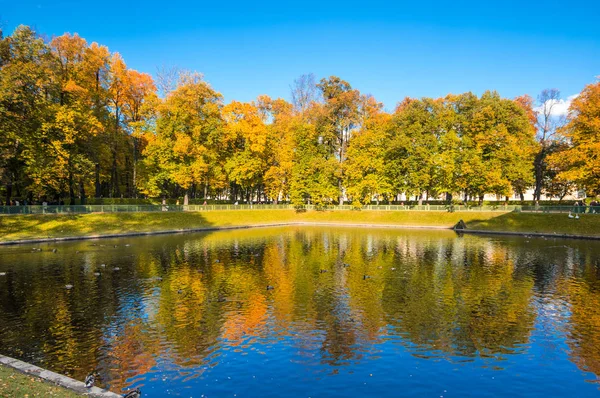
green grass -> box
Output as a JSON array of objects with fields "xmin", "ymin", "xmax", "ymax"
[
  {"xmin": 0, "ymin": 365, "xmax": 82, "ymax": 397},
  {"xmin": 467, "ymin": 212, "xmax": 600, "ymax": 236},
  {"xmin": 0, "ymin": 210, "xmax": 599, "ymax": 243}
]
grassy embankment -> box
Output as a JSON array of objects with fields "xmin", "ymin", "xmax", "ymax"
[
  {"xmin": 1, "ymin": 210, "xmax": 599, "ymax": 242},
  {"xmin": 466, "ymin": 212, "xmax": 600, "ymax": 236},
  {"xmin": 0, "ymin": 364, "xmax": 81, "ymax": 397}
]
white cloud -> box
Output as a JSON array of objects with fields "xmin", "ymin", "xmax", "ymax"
[{"xmin": 534, "ymin": 94, "xmax": 578, "ymax": 117}]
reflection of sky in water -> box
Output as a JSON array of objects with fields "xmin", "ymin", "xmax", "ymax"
[{"xmin": 0, "ymin": 227, "xmax": 599, "ymax": 397}]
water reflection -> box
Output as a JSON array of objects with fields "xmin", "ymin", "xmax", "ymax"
[{"xmin": 0, "ymin": 227, "xmax": 599, "ymax": 396}]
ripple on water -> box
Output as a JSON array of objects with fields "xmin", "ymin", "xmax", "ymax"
[{"xmin": 0, "ymin": 228, "xmax": 600, "ymax": 396}]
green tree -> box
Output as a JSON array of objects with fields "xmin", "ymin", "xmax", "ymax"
[
  {"xmin": 0, "ymin": 26, "xmax": 54, "ymax": 203},
  {"xmin": 345, "ymin": 95, "xmax": 392, "ymax": 206}
]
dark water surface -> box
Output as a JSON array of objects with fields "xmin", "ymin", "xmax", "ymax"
[{"xmin": 1, "ymin": 227, "xmax": 599, "ymax": 397}]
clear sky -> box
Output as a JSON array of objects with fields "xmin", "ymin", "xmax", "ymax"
[{"xmin": 2, "ymin": 0, "xmax": 598, "ymax": 110}]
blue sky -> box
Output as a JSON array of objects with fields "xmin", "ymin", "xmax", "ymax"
[{"xmin": 2, "ymin": 0, "xmax": 599, "ymax": 110}]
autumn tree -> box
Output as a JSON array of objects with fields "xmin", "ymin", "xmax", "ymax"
[
  {"xmin": 345, "ymin": 95, "xmax": 392, "ymax": 206},
  {"xmin": 121, "ymin": 69, "xmax": 156, "ymax": 197},
  {"xmin": 142, "ymin": 73, "xmax": 223, "ymax": 203},
  {"xmin": 106, "ymin": 53, "xmax": 129, "ymax": 197},
  {"xmin": 222, "ymin": 99, "xmax": 270, "ymax": 202},
  {"xmin": 0, "ymin": 26, "xmax": 54, "ymax": 203},
  {"xmin": 260, "ymin": 96, "xmax": 296, "ymax": 202},
  {"xmin": 387, "ymin": 97, "xmax": 443, "ymax": 204},
  {"xmin": 289, "ymin": 118, "xmax": 339, "ymax": 206},
  {"xmin": 2, "ymin": 24, "xmax": 598, "ymax": 206},
  {"xmin": 459, "ymin": 91, "xmax": 536, "ymax": 203},
  {"xmin": 533, "ymin": 89, "xmax": 564, "ymax": 201},
  {"xmin": 80, "ymin": 42, "xmax": 111, "ymax": 198},
  {"xmin": 548, "ymin": 80, "xmax": 600, "ymax": 196},
  {"xmin": 542, "ymin": 142, "xmax": 576, "ymax": 202},
  {"xmin": 316, "ymin": 76, "xmax": 361, "ymax": 204},
  {"xmin": 41, "ymin": 33, "xmax": 104, "ymax": 204}
]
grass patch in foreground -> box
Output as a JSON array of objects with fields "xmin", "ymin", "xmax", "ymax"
[
  {"xmin": 0, "ymin": 364, "xmax": 81, "ymax": 397},
  {"xmin": 1, "ymin": 209, "xmax": 598, "ymax": 242}
]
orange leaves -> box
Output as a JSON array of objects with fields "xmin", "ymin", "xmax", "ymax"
[
  {"xmin": 549, "ymin": 80, "xmax": 600, "ymax": 193},
  {"xmin": 514, "ymin": 94, "xmax": 537, "ymax": 127},
  {"xmin": 123, "ymin": 69, "xmax": 156, "ymax": 122}
]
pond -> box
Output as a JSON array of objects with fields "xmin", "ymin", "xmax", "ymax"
[{"xmin": 0, "ymin": 226, "xmax": 599, "ymax": 397}]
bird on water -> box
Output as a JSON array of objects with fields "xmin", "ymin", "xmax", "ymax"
[{"xmin": 123, "ymin": 388, "xmax": 142, "ymax": 398}]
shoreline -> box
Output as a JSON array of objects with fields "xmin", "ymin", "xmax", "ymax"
[
  {"xmin": 1, "ymin": 221, "xmax": 599, "ymax": 246},
  {"xmin": 0, "ymin": 222, "xmax": 451, "ymax": 246},
  {"xmin": 0, "ymin": 355, "xmax": 120, "ymax": 397},
  {"xmin": 458, "ymin": 229, "xmax": 600, "ymax": 241}
]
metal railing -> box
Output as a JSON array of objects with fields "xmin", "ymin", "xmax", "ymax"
[{"xmin": 1, "ymin": 204, "xmax": 598, "ymax": 215}]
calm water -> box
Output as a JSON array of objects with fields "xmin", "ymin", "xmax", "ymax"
[{"xmin": 1, "ymin": 227, "xmax": 599, "ymax": 397}]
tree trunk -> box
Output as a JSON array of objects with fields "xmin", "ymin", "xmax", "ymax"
[
  {"xmin": 533, "ymin": 149, "xmax": 545, "ymax": 201},
  {"xmin": 5, "ymin": 181, "xmax": 12, "ymax": 205},
  {"xmin": 184, "ymin": 191, "xmax": 189, "ymax": 206},
  {"xmin": 80, "ymin": 180, "xmax": 86, "ymax": 205},
  {"xmin": 112, "ymin": 106, "xmax": 120, "ymax": 198},
  {"xmin": 95, "ymin": 163, "xmax": 101, "ymax": 198},
  {"xmin": 132, "ymin": 137, "xmax": 138, "ymax": 198},
  {"xmin": 111, "ymin": 152, "xmax": 120, "ymax": 197},
  {"xmin": 338, "ymin": 128, "xmax": 345, "ymax": 206},
  {"xmin": 124, "ymin": 155, "xmax": 131, "ymax": 198},
  {"xmin": 68, "ymin": 170, "xmax": 76, "ymax": 205}
]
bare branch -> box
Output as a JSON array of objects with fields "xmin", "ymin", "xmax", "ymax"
[
  {"xmin": 155, "ymin": 65, "xmax": 181, "ymax": 97},
  {"xmin": 536, "ymin": 88, "xmax": 562, "ymax": 145},
  {"xmin": 290, "ymin": 73, "xmax": 318, "ymax": 113}
]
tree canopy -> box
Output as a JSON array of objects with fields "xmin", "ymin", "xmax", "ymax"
[{"xmin": 0, "ymin": 25, "xmax": 596, "ymax": 205}]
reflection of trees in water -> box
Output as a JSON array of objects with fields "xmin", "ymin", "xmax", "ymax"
[
  {"xmin": 1, "ymin": 229, "xmax": 600, "ymax": 390},
  {"xmin": 106, "ymin": 323, "xmax": 160, "ymax": 392},
  {"xmin": 381, "ymin": 237, "xmax": 536, "ymax": 360},
  {"xmin": 556, "ymin": 262, "xmax": 600, "ymax": 384}
]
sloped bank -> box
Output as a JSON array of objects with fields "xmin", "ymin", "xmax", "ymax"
[
  {"xmin": 461, "ymin": 212, "xmax": 600, "ymax": 240},
  {"xmin": 0, "ymin": 210, "xmax": 599, "ymax": 245},
  {"xmin": 0, "ymin": 210, "xmax": 498, "ymax": 244}
]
